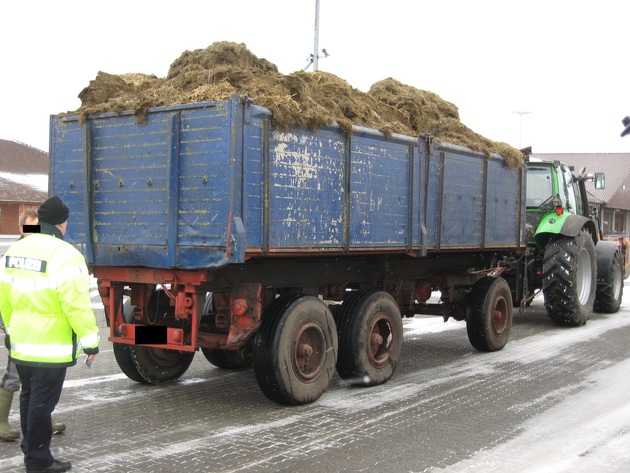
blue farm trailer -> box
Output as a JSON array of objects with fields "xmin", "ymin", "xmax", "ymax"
[{"xmin": 49, "ymin": 95, "xmax": 621, "ymax": 405}]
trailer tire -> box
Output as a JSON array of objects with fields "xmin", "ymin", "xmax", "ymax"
[
  {"xmin": 113, "ymin": 298, "xmax": 151, "ymax": 383},
  {"xmin": 202, "ymin": 346, "xmax": 253, "ymax": 369},
  {"xmin": 130, "ymin": 346, "xmax": 195, "ymax": 384},
  {"xmin": 543, "ymin": 230, "xmax": 596, "ymax": 326},
  {"xmin": 594, "ymin": 242, "xmax": 624, "ymax": 313},
  {"xmin": 118, "ymin": 289, "xmax": 195, "ymax": 384},
  {"xmin": 253, "ymin": 294, "xmax": 337, "ymax": 405},
  {"xmin": 113, "ymin": 342, "xmax": 148, "ymax": 384},
  {"xmin": 466, "ymin": 277, "xmax": 513, "ymax": 352},
  {"xmin": 336, "ymin": 290, "xmax": 403, "ymax": 386}
]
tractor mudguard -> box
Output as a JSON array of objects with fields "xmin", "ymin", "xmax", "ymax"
[
  {"xmin": 559, "ymin": 214, "xmax": 596, "ymax": 237},
  {"xmin": 535, "ymin": 211, "xmax": 572, "ymax": 236},
  {"xmin": 535, "ymin": 213, "xmax": 597, "ymax": 248},
  {"xmin": 594, "ymin": 240, "xmax": 622, "ymax": 281}
]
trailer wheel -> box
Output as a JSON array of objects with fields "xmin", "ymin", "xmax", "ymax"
[
  {"xmin": 466, "ymin": 277, "xmax": 513, "ymax": 352},
  {"xmin": 594, "ymin": 243, "xmax": 624, "ymax": 313},
  {"xmin": 336, "ymin": 290, "xmax": 403, "ymax": 386},
  {"xmin": 127, "ymin": 289, "xmax": 195, "ymax": 384},
  {"xmin": 543, "ymin": 230, "xmax": 596, "ymax": 326},
  {"xmin": 130, "ymin": 346, "xmax": 195, "ymax": 384},
  {"xmin": 199, "ymin": 291, "xmax": 253, "ymax": 369},
  {"xmin": 202, "ymin": 346, "xmax": 253, "ymax": 369},
  {"xmin": 253, "ymin": 294, "xmax": 338, "ymax": 405},
  {"xmin": 112, "ymin": 299, "xmax": 149, "ymax": 383},
  {"xmin": 113, "ymin": 342, "xmax": 148, "ymax": 384}
]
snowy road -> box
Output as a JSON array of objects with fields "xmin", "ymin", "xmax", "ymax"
[
  {"xmin": 441, "ymin": 357, "xmax": 630, "ymax": 473},
  {"xmin": 0, "ymin": 278, "xmax": 629, "ymax": 472}
]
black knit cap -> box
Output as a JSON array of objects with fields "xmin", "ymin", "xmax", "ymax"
[{"xmin": 38, "ymin": 195, "xmax": 70, "ymax": 225}]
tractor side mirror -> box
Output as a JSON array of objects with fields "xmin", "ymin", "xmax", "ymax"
[{"xmin": 594, "ymin": 173, "xmax": 605, "ymax": 190}]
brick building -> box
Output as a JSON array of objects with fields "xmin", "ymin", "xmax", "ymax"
[{"xmin": 0, "ymin": 139, "xmax": 48, "ymax": 234}]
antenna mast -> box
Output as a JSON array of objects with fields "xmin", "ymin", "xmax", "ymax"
[
  {"xmin": 313, "ymin": 0, "xmax": 320, "ymax": 71},
  {"xmin": 304, "ymin": 0, "xmax": 329, "ymax": 71},
  {"xmin": 514, "ymin": 111, "xmax": 531, "ymax": 148}
]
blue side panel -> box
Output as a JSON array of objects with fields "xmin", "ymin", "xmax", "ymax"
[
  {"xmin": 440, "ymin": 149, "xmax": 484, "ymax": 247},
  {"xmin": 241, "ymin": 105, "xmax": 268, "ymax": 248},
  {"xmin": 49, "ymin": 118, "xmax": 89, "ymax": 256},
  {"xmin": 350, "ymin": 134, "xmax": 411, "ymax": 247},
  {"xmin": 50, "ymin": 98, "xmax": 525, "ymax": 270},
  {"xmin": 90, "ymin": 113, "xmax": 170, "ymax": 248},
  {"xmin": 268, "ymin": 128, "xmax": 345, "ymax": 248},
  {"xmin": 177, "ymin": 104, "xmax": 231, "ymax": 248},
  {"xmin": 424, "ymin": 151, "xmax": 441, "ymax": 249},
  {"xmin": 485, "ymin": 158, "xmax": 521, "ymax": 246},
  {"xmin": 51, "ymin": 101, "xmax": 237, "ymax": 269},
  {"xmin": 411, "ymin": 145, "xmax": 422, "ymax": 247}
]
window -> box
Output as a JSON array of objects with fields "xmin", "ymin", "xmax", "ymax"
[
  {"xmin": 526, "ymin": 166, "xmax": 553, "ymax": 206},
  {"xmin": 603, "ymin": 209, "xmax": 613, "ymax": 234},
  {"xmin": 614, "ymin": 211, "xmax": 626, "ymax": 234},
  {"xmin": 560, "ymin": 165, "xmax": 579, "ymax": 214}
]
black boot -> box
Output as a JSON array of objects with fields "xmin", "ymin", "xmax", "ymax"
[{"xmin": 26, "ymin": 459, "xmax": 72, "ymax": 473}]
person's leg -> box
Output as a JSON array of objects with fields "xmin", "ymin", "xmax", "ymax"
[
  {"xmin": 0, "ymin": 358, "xmax": 21, "ymax": 441},
  {"xmin": 1, "ymin": 357, "xmax": 21, "ymax": 392},
  {"xmin": 16, "ymin": 364, "xmax": 33, "ymax": 456},
  {"xmin": 7, "ymin": 358, "xmax": 66, "ymax": 436},
  {"xmin": 18, "ymin": 366, "xmax": 66, "ymax": 469}
]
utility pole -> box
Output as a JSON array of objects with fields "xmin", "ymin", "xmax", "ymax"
[
  {"xmin": 304, "ymin": 0, "xmax": 328, "ymax": 71},
  {"xmin": 313, "ymin": 0, "xmax": 320, "ymax": 71},
  {"xmin": 514, "ymin": 111, "xmax": 531, "ymax": 148}
]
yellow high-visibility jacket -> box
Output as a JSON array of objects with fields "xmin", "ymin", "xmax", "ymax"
[{"xmin": 0, "ymin": 229, "xmax": 99, "ymax": 366}]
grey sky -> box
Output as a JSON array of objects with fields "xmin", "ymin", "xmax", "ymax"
[{"xmin": 1, "ymin": 0, "xmax": 628, "ymax": 153}]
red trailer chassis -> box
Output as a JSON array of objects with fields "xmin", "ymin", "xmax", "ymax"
[{"xmin": 96, "ymin": 266, "xmax": 263, "ymax": 353}]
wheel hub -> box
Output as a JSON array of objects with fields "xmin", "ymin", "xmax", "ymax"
[
  {"xmin": 292, "ymin": 322, "xmax": 326, "ymax": 382},
  {"xmin": 576, "ymin": 247, "xmax": 593, "ymax": 305},
  {"xmin": 492, "ymin": 296, "xmax": 509, "ymax": 335},
  {"xmin": 368, "ymin": 312, "xmax": 394, "ymax": 368}
]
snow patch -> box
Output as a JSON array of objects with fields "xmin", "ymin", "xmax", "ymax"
[{"xmin": 0, "ymin": 172, "xmax": 48, "ymax": 192}]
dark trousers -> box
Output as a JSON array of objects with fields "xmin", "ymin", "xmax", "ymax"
[{"xmin": 16, "ymin": 364, "xmax": 66, "ymax": 469}]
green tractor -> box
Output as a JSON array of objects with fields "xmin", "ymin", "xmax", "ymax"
[{"xmin": 515, "ymin": 158, "xmax": 624, "ymax": 325}]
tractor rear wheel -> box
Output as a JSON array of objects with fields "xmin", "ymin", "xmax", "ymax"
[
  {"xmin": 543, "ymin": 230, "xmax": 596, "ymax": 326},
  {"xmin": 594, "ymin": 242, "xmax": 624, "ymax": 313}
]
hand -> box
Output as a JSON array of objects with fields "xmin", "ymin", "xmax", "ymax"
[{"xmin": 84, "ymin": 354, "xmax": 96, "ymax": 367}]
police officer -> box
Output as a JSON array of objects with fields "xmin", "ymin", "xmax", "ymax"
[
  {"xmin": 0, "ymin": 209, "xmax": 66, "ymax": 441},
  {"xmin": 0, "ymin": 209, "xmax": 38, "ymax": 442},
  {"xmin": 0, "ymin": 196, "xmax": 100, "ymax": 473}
]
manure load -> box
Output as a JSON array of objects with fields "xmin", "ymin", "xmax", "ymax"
[{"xmin": 60, "ymin": 41, "xmax": 522, "ymax": 166}]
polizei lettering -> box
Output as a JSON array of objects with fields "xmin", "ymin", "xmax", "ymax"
[{"xmin": 6, "ymin": 256, "xmax": 47, "ymax": 273}]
